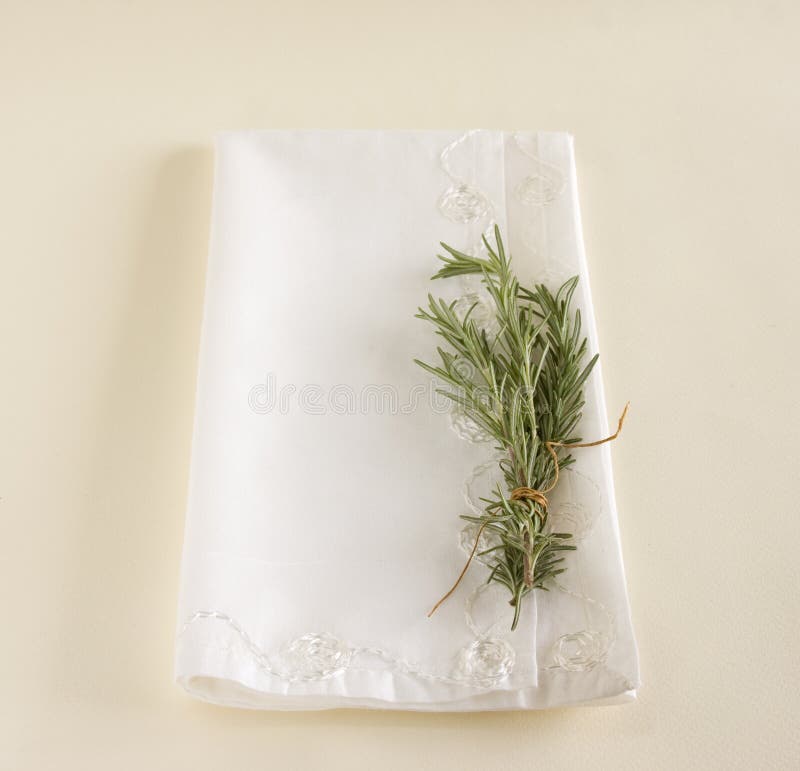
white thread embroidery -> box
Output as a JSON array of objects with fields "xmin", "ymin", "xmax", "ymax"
[
  {"xmin": 438, "ymin": 131, "xmax": 494, "ymax": 226},
  {"xmin": 437, "ymin": 132, "xmax": 503, "ymax": 441},
  {"xmin": 546, "ymin": 468, "xmax": 603, "ymax": 543},
  {"xmin": 280, "ymin": 632, "xmax": 352, "ymax": 680},
  {"xmin": 455, "ymin": 638, "xmax": 516, "ymax": 687},
  {"xmin": 464, "ymin": 581, "xmax": 514, "ymax": 638},
  {"xmin": 438, "ymin": 184, "xmax": 491, "ymax": 223},
  {"xmin": 513, "ymin": 134, "xmax": 573, "ymax": 288},
  {"xmin": 513, "ymin": 133, "xmax": 566, "ymax": 206},
  {"xmin": 453, "ymin": 292, "xmax": 500, "ymax": 338},
  {"xmin": 552, "ymin": 630, "xmax": 609, "ymax": 672},
  {"xmin": 179, "ymin": 611, "xmax": 515, "ymax": 688},
  {"xmin": 463, "ymin": 455, "xmax": 505, "ymax": 517},
  {"xmin": 547, "ymin": 582, "xmax": 616, "ymax": 673},
  {"xmin": 459, "ymin": 523, "xmax": 503, "ymax": 568},
  {"xmin": 450, "ymin": 407, "xmax": 493, "ymax": 444}
]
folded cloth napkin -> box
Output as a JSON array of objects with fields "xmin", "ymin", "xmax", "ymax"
[{"xmin": 175, "ymin": 129, "xmax": 639, "ymax": 711}]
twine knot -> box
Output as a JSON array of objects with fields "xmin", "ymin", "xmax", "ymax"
[{"xmin": 510, "ymin": 487, "xmax": 548, "ymax": 509}]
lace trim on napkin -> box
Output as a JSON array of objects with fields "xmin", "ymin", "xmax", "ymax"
[{"xmin": 180, "ymin": 610, "xmax": 517, "ymax": 688}]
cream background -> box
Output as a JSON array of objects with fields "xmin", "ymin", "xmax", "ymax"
[{"xmin": 1, "ymin": 1, "xmax": 797, "ymax": 768}]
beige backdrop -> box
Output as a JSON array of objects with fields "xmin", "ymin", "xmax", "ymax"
[{"xmin": 2, "ymin": 1, "xmax": 798, "ymax": 768}]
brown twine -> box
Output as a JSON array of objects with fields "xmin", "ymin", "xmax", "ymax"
[
  {"xmin": 427, "ymin": 403, "xmax": 629, "ymax": 618},
  {"xmin": 510, "ymin": 487, "xmax": 548, "ymax": 508}
]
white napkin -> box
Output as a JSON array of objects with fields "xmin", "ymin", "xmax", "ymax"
[{"xmin": 175, "ymin": 129, "xmax": 639, "ymax": 711}]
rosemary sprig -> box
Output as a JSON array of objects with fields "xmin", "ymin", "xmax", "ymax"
[{"xmin": 415, "ymin": 225, "xmax": 598, "ymax": 630}]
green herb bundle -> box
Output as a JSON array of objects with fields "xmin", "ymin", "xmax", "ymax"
[{"xmin": 415, "ymin": 226, "xmax": 599, "ymax": 630}]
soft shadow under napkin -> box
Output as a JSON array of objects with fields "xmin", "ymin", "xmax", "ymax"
[{"xmin": 175, "ymin": 129, "xmax": 639, "ymax": 711}]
